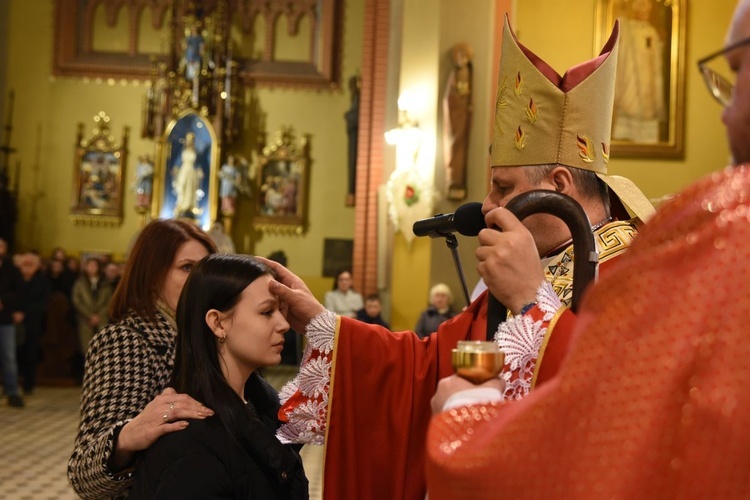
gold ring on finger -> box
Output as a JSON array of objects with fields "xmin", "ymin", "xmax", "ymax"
[
  {"xmin": 169, "ymin": 402, "xmax": 175, "ymax": 411},
  {"xmin": 162, "ymin": 412, "xmax": 168, "ymax": 423}
]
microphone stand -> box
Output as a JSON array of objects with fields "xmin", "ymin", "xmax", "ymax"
[{"xmin": 444, "ymin": 233, "xmax": 471, "ymax": 306}]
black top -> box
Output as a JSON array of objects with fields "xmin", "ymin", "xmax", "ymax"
[
  {"xmin": 355, "ymin": 308, "xmax": 390, "ymax": 329},
  {"xmin": 0, "ymin": 258, "xmax": 21, "ymax": 325},
  {"xmin": 129, "ymin": 374, "xmax": 308, "ymax": 499},
  {"xmin": 414, "ymin": 306, "xmax": 457, "ymax": 339}
]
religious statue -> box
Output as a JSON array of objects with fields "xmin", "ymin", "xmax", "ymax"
[
  {"xmin": 171, "ymin": 132, "xmax": 204, "ymax": 218},
  {"xmin": 613, "ymin": 0, "xmax": 666, "ymax": 143},
  {"xmin": 183, "ymin": 25, "xmax": 205, "ymax": 107},
  {"xmin": 343, "ymin": 74, "xmax": 361, "ymax": 206},
  {"xmin": 442, "ymin": 43, "xmax": 473, "ymax": 201},
  {"xmin": 133, "ymin": 155, "xmax": 154, "ymax": 210},
  {"xmin": 219, "ymin": 154, "xmax": 241, "ymax": 215}
]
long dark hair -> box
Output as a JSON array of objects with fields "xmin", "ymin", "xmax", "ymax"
[
  {"xmin": 172, "ymin": 253, "xmax": 272, "ymax": 444},
  {"xmin": 110, "ymin": 219, "xmax": 217, "ymax": 321}
]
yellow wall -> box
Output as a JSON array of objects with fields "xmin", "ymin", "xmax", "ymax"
[
  {"xmin": 388, "ymin": 0, "xmax": 442, "ymax": 330},
  {"xmin": 389, "ymin": 0, "xmax": 501, "ymax": 328},
  {"xmin": 2, "ymin": 0, "xmax": 364, "ymax": 283},
  {"xmin": 513, "ymin": 0, "xmax": 735, "ymax": 198}
]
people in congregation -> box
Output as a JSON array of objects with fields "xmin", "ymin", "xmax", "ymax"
[
  {"xmin": 71, "ymin": 257, "xmax": 113, "ymax": 355},
  {"xmin": 323, "ymin": 268, "xmax": 363, "ymax": 318},
  {"xmin": 103, "ymin": 261, "xmax": 122, "ymax": 291},
  {"xmin": 355, "ymin": 293, "xmax": 390, "ymax": 329},
  {"xmin": 47, "ymin": 257, "xmax": 75, "ymax": 298},
  {"xmin": 424, "ymin": 2, "xmax": 750, "ymax": 496},
  {"xmin": 0, "ymin": 238, "xmax": 24, "ymax": 408},
  {"xmin": 68, "ymin": 219, "xmax": 217, "ymax": 499},
  {"xmin": 14, "ymin": 251, "xmax": 51, "ymax": 396},
  {"xmin": 65, "ymin": 255, "xmax": 80, "ymax": 276},
  {"xmin": 45, "ymin": 256, "xmax": 81, "ymax": 383},
  {"xmin": 268, "ymin": 17, "xmax": 654, "ymax": 499},
  {"xmin": 129, "ymin": 254, "xmax": 308, "ymax": 498},
  {"xmin": 414, "ymin": 283, "xmax": 456, "ymax": 338},
  {"xmin": 51, "ymin": 246, "xmax": 67, "ymax": 262}
]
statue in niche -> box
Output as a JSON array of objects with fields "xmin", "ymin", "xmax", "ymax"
[
  {"xmin": 182, "ymin": 25, "xmax": 205, "ymax": 107},
  {"xmin": 344, "ymin": 74, "xmax": 361, "ymax": 207},
  {"xmin": 171, "ymin": 132, "xmax": 204, "ymax": 218},
  {"xmin": 219, "ymin": 154, "xmax": 241, "ymax": 215},
  {"xmin": 442, "ymin": 43, "xmax": 473, "ymax": 201},
  {"xmin": 133, "ymin": 155, "xmax": 154, "ymax": 210}
]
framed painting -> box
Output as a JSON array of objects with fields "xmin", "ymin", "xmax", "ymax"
[
  {"xmin": 70, "ymin": 112, "xmax": 129, "ymax": 226},
  {"xmin": 595, "ymin": 0, "xmax": 686, "ymax": 158},
  {"xmin": 153, "ymin": 111, "xmax": 218, "ymax": 229},
  {"xmin": 253, "ymin": 127, "xmax": 310, "ymax": 234}
]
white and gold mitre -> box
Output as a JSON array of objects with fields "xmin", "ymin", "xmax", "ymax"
[{"xmin": 491, "ymin": 17, "xmax": 654, "ymax": 222}]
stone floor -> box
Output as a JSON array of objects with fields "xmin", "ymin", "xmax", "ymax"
[{"xmin": 0, "ymin": 366, "xmax": 323, "ymax": 499}]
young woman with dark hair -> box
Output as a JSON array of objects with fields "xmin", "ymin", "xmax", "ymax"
[
  {"xmin": 130, "ymin": 253, "xmax": 309, "ymax": 498},
  {"xmin": 68, "ymin": 219, "xmax": 218, "ymax": 499}
]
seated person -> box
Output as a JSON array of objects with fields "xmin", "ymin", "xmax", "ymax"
[
  {"xmin": 355, "ymin": 293, "xmax": 390, "ymax": 329},
  {"xmin": 129, "ymin": 254, "xmax": 308, "ymax": 498},
  {"xmin": 414, "ymin": 283, "xmax": 457, "ymax": 338},
  {"xmin": 323, "ymin": 269, "xmax": 363, "ymax": 318}
]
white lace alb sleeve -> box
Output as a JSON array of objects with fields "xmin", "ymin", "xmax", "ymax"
[
  {"xmin": 276, "ymin": 310, "xmax": 337, "ymax": 445},
  {"xmin": 494, "ymin": 281, "xmax": 562, "ymax": 400}
]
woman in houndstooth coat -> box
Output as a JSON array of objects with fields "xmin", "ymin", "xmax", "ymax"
[{"xmin": 67, "ymin": 219, "xmax": 216, "ymax": 499}]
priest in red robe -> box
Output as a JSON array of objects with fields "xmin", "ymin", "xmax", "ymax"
[
  {"xmin": 425, "ymin": 2, "xmax": 750, "ymax": 497},
  {"xmin": 267, "ymin": 17, "xmax": 653, "ymax": 500}
]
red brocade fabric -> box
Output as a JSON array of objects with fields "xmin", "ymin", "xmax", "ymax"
[{"xmin": 426, "ymin": 165, "xmax": 750, "ymax": 499}]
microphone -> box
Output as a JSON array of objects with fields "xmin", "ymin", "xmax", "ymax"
[{"xmin": 412, "ymin": 202, "xmax": 486, "ymax": 238}]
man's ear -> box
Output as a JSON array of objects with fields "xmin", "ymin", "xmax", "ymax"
[
  {"xmin": 205, "ymin": 309, "xmax": 225, "ymax": 339},
  {"xmin": 548, "ymin": 166, "xmax": 575, "ymax": 195}
]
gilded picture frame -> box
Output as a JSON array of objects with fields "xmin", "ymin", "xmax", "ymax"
[
  {"xmin": 70, "ymin": 112, "xmax": 129, "ymax": 226},
  {"xmin": 253, "ymin": 127, "xmax": 310, "ymax": 235},
  {"xmin": 153, "ymin": 111, "xmax": 219, "ymax": 229},
  {"xmin": 595, "ymin": 0, "xmax": 686, "ymax": 158}
]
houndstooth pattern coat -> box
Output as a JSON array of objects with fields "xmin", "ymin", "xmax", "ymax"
[{"xmin": 67, "ymin": 310, "xmax": 176, "ymax": 499}]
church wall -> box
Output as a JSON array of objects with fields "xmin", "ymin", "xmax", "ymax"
[{"xmin": 1, "ymin": 0, "xmax": 364, "ymax": 291}]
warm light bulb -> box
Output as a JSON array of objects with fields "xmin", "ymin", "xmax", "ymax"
[{"xmin": 397, "ymin": 90, "xmax": 423, "ymax": 113}]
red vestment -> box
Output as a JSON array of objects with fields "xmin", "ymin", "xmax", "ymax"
[
  {"xmin": 426, "ymin": 166, "xmax": 750, "ymax": 498},
  {"xmin": 278, "ymin": 223, "xmax": 635, "ymax": 499}
]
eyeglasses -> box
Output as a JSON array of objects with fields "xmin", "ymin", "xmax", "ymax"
[{"xmin": 697, "ymin": 37, "xmax": 750, "ymax": 106}]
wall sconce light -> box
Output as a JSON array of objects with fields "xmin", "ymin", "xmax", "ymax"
[
  {"xmin": 384, "ymin": 90, "xmax": 425, "ymax": 149},
  {"xmin": 384, "ymin": 89, "xmax": 436, "ymax": 243}
]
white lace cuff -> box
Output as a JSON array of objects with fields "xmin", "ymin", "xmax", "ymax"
[
  {"xmin": 493, "ymin": 281, "xmax": 561, "ymax": 401},
  {"xmin": 276, "ymin": 310, "xmax": 338, "ymax": 445},
  {"xmin": 306, "ymin": 309, "xmax": 337, "ymax": 354},
  {"xmin": 535, "ymin": 281, "xmax": 562, "ymax": 321}
]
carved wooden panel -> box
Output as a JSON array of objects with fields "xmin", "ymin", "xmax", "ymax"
[{"xmin": 53, "ymin": 0, "xmax": 343, "ymax": 89}]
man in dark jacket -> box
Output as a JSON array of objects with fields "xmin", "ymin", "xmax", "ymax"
[
  {"xmin": 0, "ymin": 239, "xmax": 23, "ymax": 407},
  {"xmin": 15, "ymin": 252, "xmax": 51, "ymax": 395}
]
